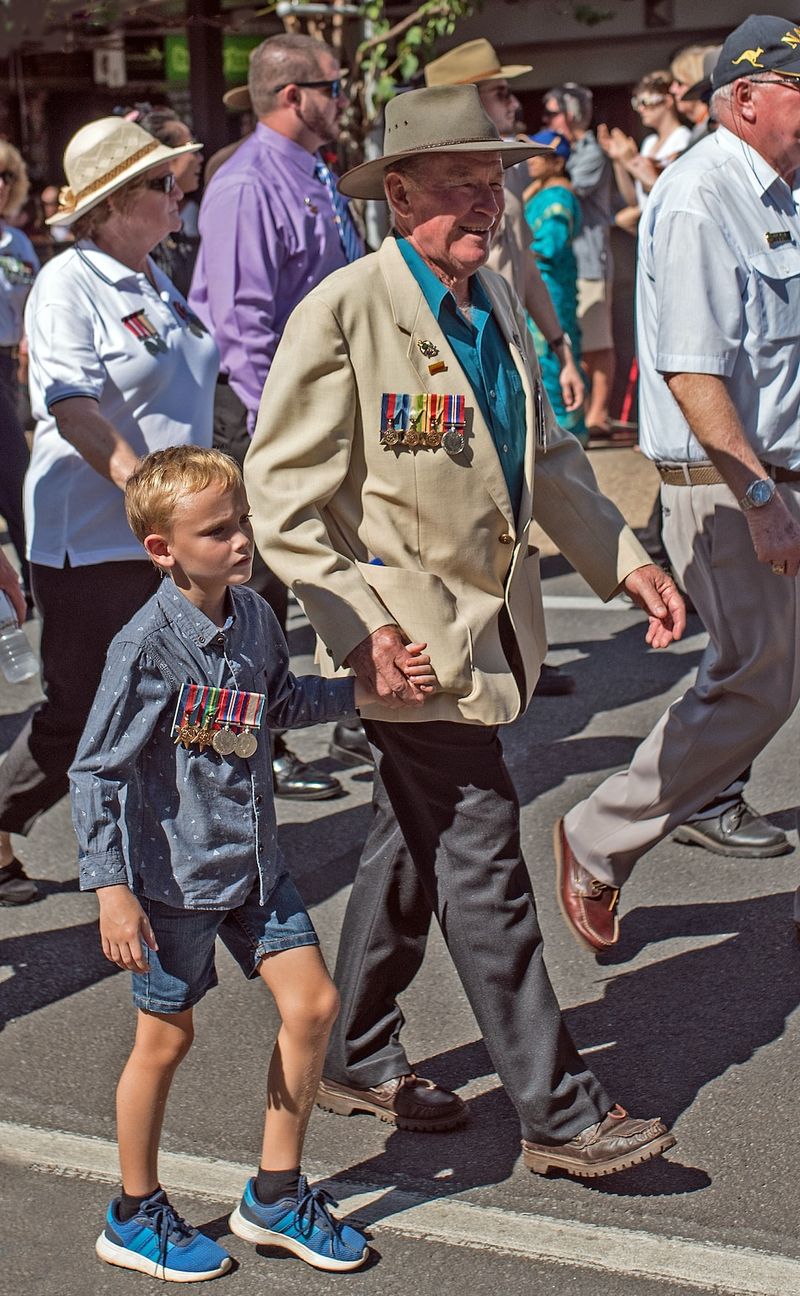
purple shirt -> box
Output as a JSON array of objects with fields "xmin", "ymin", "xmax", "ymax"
[{"xmin": 189, "ymin": 123, "xmax": 357, "ymax": 426}]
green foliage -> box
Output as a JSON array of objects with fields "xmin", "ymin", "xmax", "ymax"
[{"xmin": 355, "ymin": 0, "xmax": 479, "ymax": 120}]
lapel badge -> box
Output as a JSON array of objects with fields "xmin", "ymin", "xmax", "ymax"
[
  {"xmin": 417, "ymin": 338, "xmax": 439, "ymax": 359},
  {"xmin": 304, "ymin": 196, "xmax": 319, "ymax": 214},
  {"xmin": 428, "ymin": 360, "xmax": 447, "ymax": 375}
]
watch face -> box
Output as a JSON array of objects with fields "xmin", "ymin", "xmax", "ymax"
[{"xmin": 749, "ymin": 479, "xmax": 774, "ymax": 507}]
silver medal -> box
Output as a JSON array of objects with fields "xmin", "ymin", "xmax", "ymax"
[
  {"xmin": 234, "ymin": 729, "xmax": 258, "ymax": 758},
  {"xmin": 442, "ymin": 426, "xmax": 465, "ymax": 454},
  {"xmin": 212, "ymin": 727, "xmax": 238, "ymax": 756}
]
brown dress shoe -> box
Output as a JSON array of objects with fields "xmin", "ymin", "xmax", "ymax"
[
  {"xmin": 522, "ymin": 1105, "xmax": 676, "ymax": 1178},
  {"xmin": 316, "ymin": 1073, "xmax": 467, "ymax": 1131},
  {"xmin": 554, "ymin": 818, "xmax": 620, "ymax": 952}
]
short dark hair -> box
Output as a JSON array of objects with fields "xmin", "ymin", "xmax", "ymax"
[{"xmin": 248, "ymin": 33, "xmax": 336, "ymax": 117}]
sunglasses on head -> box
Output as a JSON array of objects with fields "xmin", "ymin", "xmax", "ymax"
[
  {"xmin": 273, "ymin": 78, "xmax": 343, "ymax": 99},
  {"xmin": 146, "ymin": 172, "xmax": 178, "ymax": 193},
  {"xmin": 0, "ymin": 170, "xmax": 18, "ymax": 185}
]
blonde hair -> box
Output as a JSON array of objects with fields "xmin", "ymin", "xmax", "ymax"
[
  {"xmin": 0, "ymin": 142, "xmax": 30, "ymax": 219},
  {"xmin": 125, "ymin": 446, "xmax": 243, "ymax": 543}
]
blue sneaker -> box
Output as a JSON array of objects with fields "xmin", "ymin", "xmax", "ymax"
[
  {"xmin": 96, "ymin": 1188, "xmax": 233, "ymax": 1282},
  {"xmin": 229, "ymin": 1176, "xmax": 368, "ymax": 1272}
]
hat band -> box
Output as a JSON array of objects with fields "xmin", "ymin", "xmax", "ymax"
[
  {"xmin": 384, "ymin": 133, "xmax": 503, "ymax": 154},
  {"xmin": 452, "ymin": 64, "xmax": 504, "ymax": 84},
  {"xmin": 57, "ymin": 139, "xmax": 160, "ymax": 216}
]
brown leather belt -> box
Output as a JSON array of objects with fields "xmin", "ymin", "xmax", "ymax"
[{"xmin": 656, "ymin": 462, "xmax": 800, "ymax": 486}]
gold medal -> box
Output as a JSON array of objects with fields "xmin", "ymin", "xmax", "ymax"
[
  {"xmin": 179, "ymin": 723, "xmax": 201, "ymax": 749},
  {"xmin": 234, "ymin": 729, "xmax": 258, "ymax": 758},
  {"xmin": 195, "ymin": 727, "xmax": 214, "ymax": 752}
]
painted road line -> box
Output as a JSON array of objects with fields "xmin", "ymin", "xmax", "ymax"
[
  {"xmin": 3, "ymin": 1121, "xmax": 800, "ymax": 1295},
  {"xmin": 542, "ymin": 594, "xmax": 633, "ymax": 612}
]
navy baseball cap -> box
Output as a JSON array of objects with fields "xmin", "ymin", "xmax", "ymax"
[
  {"xmin": 528, "ymin": 129, "xmax": 571, "ymax": 160},
  {"xmin": 711, "ymin": 14, "xmax": 800, "ymax": 91}
]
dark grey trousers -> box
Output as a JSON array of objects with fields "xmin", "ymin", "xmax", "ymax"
[{"xmin": 324, "ymin": 719, "xmax": 611, "ymax": 1142}]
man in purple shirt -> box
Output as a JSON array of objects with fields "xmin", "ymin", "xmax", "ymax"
[{"xmin": 190, "ymin": 33, "xmax": 368, "ymax": 795}]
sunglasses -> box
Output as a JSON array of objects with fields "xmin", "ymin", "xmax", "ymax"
[
  {"xmin": 541, "ymin": 107, "xmax": 561, "ymax": 119},
  {"xmin": 632, "ymin": 94, "xmax": 667, "ymax": 109},
  {"xmin": 754, "ymin": 76, "xmax": 800, "ymax": 91},
  {"xmin": 0, "ymin": 170, "xmax": 18, "ymax": 185},
  {"xmin": 146, "ymin": 172, "xmax": 178, "ymax": 194},
  {"xmin": 272, "ymin": 78, "xmax": 343, "ymax": 99}
]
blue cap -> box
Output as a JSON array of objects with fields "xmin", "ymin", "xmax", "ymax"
[
  {"xmin": 712, "ymin": 15, "xmax": 800, "ymax": 91},
  {"xmin": 528, "ymin": 129, "xmax": 571, "ymax": 160}
]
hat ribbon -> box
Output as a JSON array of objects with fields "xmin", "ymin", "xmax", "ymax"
[{"xmin": 56, "ymin": 139, "xmax": 160, "ymax": 215}]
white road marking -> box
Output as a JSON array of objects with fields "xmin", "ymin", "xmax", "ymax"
[
  {"xmin": 3, "ymin": 1120, "xmax": 800, "ymax": 1295},
  {"xmin": 542, "ymin": 594, "xmax": 633, "ymax": 612}
]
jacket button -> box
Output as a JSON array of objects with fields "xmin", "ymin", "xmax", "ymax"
[
  {"xmin": 499, "ymin": 532, "xmax": 514, "ymax": 545},
  {"xmin": 255, "ymin": 795, "xmax": 263, "ymax": 807}
]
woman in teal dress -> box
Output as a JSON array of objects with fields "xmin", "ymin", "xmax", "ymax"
[{"xmin": 523, "ymin": 131, "xmax": 587, "ymax": 445}]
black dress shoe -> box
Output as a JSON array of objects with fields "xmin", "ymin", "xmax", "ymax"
[
  {"xmin": 272, "ymin": 750, "xmax": 343, "ymax": 801},
  {"xmin": 534, "ymin": 663, "xmax": 576, "ymax": 697},
  {"xmin": 329, "ymin": 718, "xmax": 374, "ymax": 767},
  {"xmin": 672, "ymin": 800, "xmax": 791, "ymax": 858},
  {"xmin": 0, "ymin": 858, "xmax": 38, "ymax": 906}
]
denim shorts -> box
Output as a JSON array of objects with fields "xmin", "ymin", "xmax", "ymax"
[{"xmin": 131, "ymin": 872, "xmax": 319, "ymax": 1013}]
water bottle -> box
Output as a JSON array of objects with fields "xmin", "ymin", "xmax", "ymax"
[{"xmin": 0, "ymin": 591, "xmax": 38, "ymax": 684}]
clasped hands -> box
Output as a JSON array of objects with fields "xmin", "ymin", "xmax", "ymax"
[{"xmin": 347, "ymin": 624, "xmax": 438, "ymax": 710}]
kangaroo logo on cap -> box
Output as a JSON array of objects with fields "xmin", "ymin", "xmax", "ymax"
[{"xmin": 731, "ymin": 47, "xmax": 765, "ymax": 68}]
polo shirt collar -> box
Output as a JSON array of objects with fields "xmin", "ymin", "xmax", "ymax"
[
  {"xmin": 156, "ymin": 579, "xmax": 236, "ymax": 647},
  {"xmin": 74, "ymin": 240, "xmax": 147, "ymax": 287},
  {"xmin": 255, "ymin": 121, "xmax": 317, "ymax": 177}
]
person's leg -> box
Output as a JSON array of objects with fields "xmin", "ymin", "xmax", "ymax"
[
  {"xmin": 0, "ymin": 560, "xmax": 158, "ymax": 876},
  {"xmin": 116, "ymin": 1008, "xmax": 194, "ymax": 1196},
  {"xmin": 583, "ymin": 347, "xmax": 616, "ymax": 430},
  {"xmin": 256, "ymin": 945, "xmax": 339, "ymax": 1170}
]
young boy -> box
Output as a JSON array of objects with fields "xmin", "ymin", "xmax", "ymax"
[{"xmin": 70, "ymin": 446, "xmax": 436, "ymax": 1283}]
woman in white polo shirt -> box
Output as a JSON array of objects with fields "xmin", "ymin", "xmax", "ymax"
[{"xmin": 0, "ymin": 117, "xmax": 218, "ymax": 904}]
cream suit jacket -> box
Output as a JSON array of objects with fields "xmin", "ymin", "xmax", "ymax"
[{"xmin": 244, "ymin": 236, "xmax": 648, "ymax": 725}]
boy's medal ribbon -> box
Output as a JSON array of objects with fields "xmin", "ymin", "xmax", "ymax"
[
  {"xmin": 195, "ymin": 686, "xmax": 220, "ymax": 751},
  {"xmin": 211, "ymin": 686, "xmax": 242, "ymax": 755},
  {"xmin": 172, "ymin": 682, "xmax": 201, "ymax": 748},
  {"xmin": 234, "ymin": 689, "xmax": 266, "ymax": 759}
]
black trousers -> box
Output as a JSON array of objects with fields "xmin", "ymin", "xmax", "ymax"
[
  {"xmin": 212, "ymin": 380, "xmax": 288, "ymax": 631},
  {"xmin": 324, "ymin": 719, "xmax": 611, "ymax": 1142},
  {"xmin": 0, "ymin": 354, "xmax": 30, "ymax": 592},
  {"xmin": 0, "ymin": 560, "xmax": 159, "ymax": 835}
]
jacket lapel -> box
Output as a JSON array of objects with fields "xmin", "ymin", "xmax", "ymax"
[{"xmin": 379, "ymin": 238, "xmax": 514, "ymax": 525}]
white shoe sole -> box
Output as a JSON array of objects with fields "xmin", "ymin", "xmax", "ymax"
[
  {"xmin": 228, "ymin": 1204, "xmax": 367, "ymax": 1272},
  {"xmin": 96, "ymin": 1231, "xmax": 233, "ymax": 1282}
]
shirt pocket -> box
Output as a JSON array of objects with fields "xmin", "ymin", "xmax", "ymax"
[{"xmin": 750, "ymin": 246, "xmax": 800, "ymax": 340}]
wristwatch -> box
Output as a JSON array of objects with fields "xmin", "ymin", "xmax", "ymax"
[
  {"xmin": 739, "ymin": 477, "xmax": 776, "ymax": 510},
  {"xmin": 548, "ymin": 332, "xmax": 572, "ymax": 353}
]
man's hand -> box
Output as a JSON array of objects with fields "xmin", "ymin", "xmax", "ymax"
[
  {"xmin": 597, "ymin": 123, "xmax": 638, "ymax": 163},
  {"xmin": 97, "ymin": 884, "xmax": 158, "ymax": 973},
  {"xmin": 743, "ymin": 495, "xmax": 800, "ymax": 577},
  {"xmin": 623, "ymin": 564, "xmax": 686, "ymax": 648},
  {"xmin": 557, "ymin": 346, "xmax": 586, "ymax": 413},
  {"xmin": 346, "ymin": 625, "xmax": 429, "ymax": 709}
]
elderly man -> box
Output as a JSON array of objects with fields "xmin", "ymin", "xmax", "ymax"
[
  {"xmin": 245, "ymin": 85, "xmax": 681, "ymax": 1178},
  {"xmin": 557, "ymin": 15, "xmax": 800, "ymax": 954},
  {"xmin": 191, "ymin": 33, "xmax": 366, "ymax": 795}
]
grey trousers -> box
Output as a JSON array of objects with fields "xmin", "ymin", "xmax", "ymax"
[
  {"xmin": 565, "ymin": 481, "xmax": 800, "ymax": 888},
  {"xmin": 324, "ymin": 719, "xmax": 611, "ymax": 1143}
]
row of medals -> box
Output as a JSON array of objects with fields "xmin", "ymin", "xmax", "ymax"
[
  {"xmin": 383, "ymin": 414, "xmax": 466, "ymax": 454},
  {"xmin": 174, "ymin": 723, "xmax": 258, "ymax": 758}
]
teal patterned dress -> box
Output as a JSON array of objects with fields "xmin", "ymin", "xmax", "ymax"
[{"xmin": 524, "ymin": 182, "xmax": 587, "ymax": 444}]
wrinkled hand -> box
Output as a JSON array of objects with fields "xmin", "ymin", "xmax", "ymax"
[
  {"xmin": 623, "ymin": 564, "xmax": 686, "ymax": 648},
  {"xmin": 97, "ymin": 884, "xmax": 158, "ymax": 972},
  {"xmin": 0, "ymin": 549, "xmax": 25, "ymax": 625},
  {"xmin": 346, "ymin": 625, "xmax": 429, "ymax": 709},
  {"xmin": 597, "ymin": 123, "xmax": 638, "ymax": 162},
  {"xmin": 557, "ymin": 349, "xmax": 586, "ymax": 413},
  {"xmin": 744, "ymin": 495, "xmax": 800, "ymax": 577}
]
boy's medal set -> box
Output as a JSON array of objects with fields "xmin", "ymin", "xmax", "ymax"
[{"xmin": 171, "ymin": 683, "xmax": 265, "ymax": 758}]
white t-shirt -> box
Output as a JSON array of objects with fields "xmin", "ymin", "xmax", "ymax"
[
  {"xmin": 0, "ymin": 224, "xmax": 39, "ymax": 347},
  {"xmin": 635, "ymin": 125, "xmax": 692, "ymax": 212},
  {"xmin": 24, "ymin": 241, "xmax": 219, "ymax": 568}
]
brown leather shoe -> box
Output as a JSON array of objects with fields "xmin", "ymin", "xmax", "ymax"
[
  {"xmin": 554, "ymin": 817, "xmax": 620, "ymax": 952},
  {"xmin": 522, "ymin": 1105, "xmax": 676, "ymax": 1178},
  {"xmin": 316, "ymin": 1073, "xmax": 467, "ymax": 1131}
]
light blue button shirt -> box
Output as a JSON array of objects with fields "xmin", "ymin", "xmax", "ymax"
[
  {"xmin": 637, "ymin": 126, "xmax": 800, "ymax": 467},
  {"xmin": 397, "ymin": 236, "xmax": 527, "ymax": 517}
]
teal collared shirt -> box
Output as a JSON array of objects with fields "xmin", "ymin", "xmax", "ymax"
[{"xmin": 397, "ymin": 236, "xmax": 526, "ymax": 517}]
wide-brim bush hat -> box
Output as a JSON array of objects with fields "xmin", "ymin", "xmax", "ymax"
[
  {"xmin": 338, "ymin": 84, "xmax": 548, "ymax": 202},
  {"xmin": 223, "ymin": 84, "xmax": 251, "ymax": 111},
  {"xmin": 48, "ymin": 116, "xmax": 202, "ymax": 227},
  {"xmin": 424, "ymin": 38, "xmax": 531, "ymax": 86}
]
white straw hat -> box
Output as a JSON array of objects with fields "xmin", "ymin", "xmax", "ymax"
[{"xmin": 47, "ymin": 116, "xmax": 202, "ymax": 228}]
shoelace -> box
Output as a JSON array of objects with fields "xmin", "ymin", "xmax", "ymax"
[
  {"xmin": 294, "ymin": 1176, "xmax": 342, "ymax": 1238},
  {"xmin": 139, "ymin": 1198, "xmax": 194, "ymax": 1271},
  {"xmin": 590, "ymin": 878, "xmax": 620, "ymax": 910}
]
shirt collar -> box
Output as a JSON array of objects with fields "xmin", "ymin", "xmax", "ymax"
[
  {"xmin": 396, "ymin": 235, "xmax": 493, "ymax": 324},
  {"xmin": 73, "ymin": 240, "xmax": 149, "ymax": 286},
  {"xmin": 156, "ymin": 579, "xmax": 236, "ymax": 647},
  {"xmin": 714, "ymin": 126, "xmax": 799, "ymax": 203},
  {"xmin": 255, "ymin": 121, "xmax": 317, "ymax": 177}
]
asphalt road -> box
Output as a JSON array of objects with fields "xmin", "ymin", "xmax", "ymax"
[{"xmin": 1, "ymin": 548, "xmax": 798, "ymax": 1296}]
